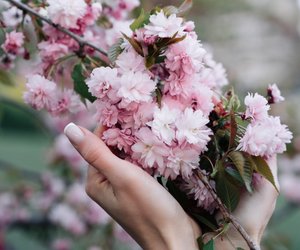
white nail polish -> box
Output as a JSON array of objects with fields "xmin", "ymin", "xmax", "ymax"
[{"xmin": 64, "ymin": 123, "xmax": 84, "ymax": 144}]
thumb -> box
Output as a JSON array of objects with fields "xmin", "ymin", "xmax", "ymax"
[{"xmin": 64, "ymin": 123, "xmax": 128, "ymax": 184}]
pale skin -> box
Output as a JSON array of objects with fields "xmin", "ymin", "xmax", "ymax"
[{"xmin": 64, "ymin": 123, "xmax": 279, "ymax": 250}]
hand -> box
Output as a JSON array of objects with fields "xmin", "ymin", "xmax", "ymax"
[
  {"xmin": 64, "ymin": 123, "xmax": 278, "ymax": 250},
  {"xmin": 64, "ymin": 123, "xmax": 201, "ymax": 250}
]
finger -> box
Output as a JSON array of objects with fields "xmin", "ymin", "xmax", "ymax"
[
  {"xmin": 94, "ymin": 125, "xmax": 106, "ymax": 138},
  {"xmin": 86, "ymin": 165, "xmax": 118, "ymax": 210},
  {"xmin": 64, "ymin": 122, "xmax": 132, "ymax": 184}
]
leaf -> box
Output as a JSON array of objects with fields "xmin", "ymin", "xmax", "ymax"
[
  {"xmin": 216, "ymin": 168, "xmax": 240, "ymax": 212},
  {"xmin": 0, "ymin": 70, "xmax": 14, "ymax": 86},
  {"xmin": 203, "ymin": 239, "xmax": 215, "ymax": 250},
  {"xmin": 122, "ymin": 33, "xmax": 143, "ymax": 56},
  {"xmin": 228, "ymin": 151, "xmax": 253, "ymax": 193},
  {"xmin": 71, "ymin": 64, "xmax": 96, "ymax": 103},
  {"xmin": 178, "ymin": 0, "xmax": 193, "ymax": 16},
  {"xmin": 108, "ymin": 38, "xmax": 124, "ymax": 63},
  {"xmin": 252, "ymin": 156, "xmax": 279, "ymax": 192},
  {"xmin": 130, "ymin": 9, "xmax": 150, "ymax": 31},
  {"xmin": 225, "ymin": 167, "xmax": 244, "ymax": 185}
]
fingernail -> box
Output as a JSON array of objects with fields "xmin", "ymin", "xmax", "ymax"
[{"xmin": 64, "ymin": 123, "xmax": 84, "ymax": 144}]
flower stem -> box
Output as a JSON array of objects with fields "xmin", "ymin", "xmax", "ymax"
[{"xmin": 196, "ymin": 170, "xmax": 260, "ymax": 250}]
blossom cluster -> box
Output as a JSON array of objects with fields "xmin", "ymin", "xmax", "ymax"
[
  {"xmin": 84, "ymin": 10, "xmax": 292, "ymax": 213},
  {"xmin": 238, "ymin": 89, "xmax": 292, "ymax": 158},
  {"xmin": 84, "ymin": 10, "xmax": 227, "ymax": 212}
]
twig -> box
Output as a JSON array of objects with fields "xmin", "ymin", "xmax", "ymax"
[
  {"xmin": 5, "ymin": 0, "xmax": 108, "ymax": 57},
  {"xmin": 196, "ymin": 170, "xmax": 260, "ymax": 250}
]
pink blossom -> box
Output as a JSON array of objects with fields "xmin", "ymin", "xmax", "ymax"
[
  {"xmin": 181, "ymin": 174, "xmax": 217, "ymax": 213},
  {"xmin": 49, "ymin": 203, "xmax": 86, "ymax": 235},
  {"xmin": 238, "ymin": 116, "xmax": 293, "ymax": 157},
  {"xmin": 119, "ymin": 0, "xmax": 140, "ymax": 11},
  {"xmin": 133, "ymin": 101, "xmax": 156, "ymax": 129},
  {"xmin": 244, "ymin": 93, "xmax": 270, "ymax": 121},
  {"xmin": 164, "ymin": 73, "xmax": 194, "ymax": 97},
  {"xmin": 42, "ymin": 172, "xmax": 65, "ymax": 198},
  {"xmin": 188, "ymin": 84, "xmax": 214, "ymax": 116},
  {"xmin": 165, "ymin": 36, "xmax": 206, "ymax": 76},
  {"xmin": 268, "ymin": 83, "xmax": 285, "ymax": 104},
  {"xmin": 203, "ymin": 53, "xmax": 228, "ymax": 89},
  {"xmin": 94, "ymin": 100, "xmax": 119, "ymax": 127},
  {"xmin": 116, "ymin": 108, "xmax": 135, "ymax": 129},
  {"xmin": 162, "ymin": 146, "xmax": 200, "ymax": 180},
  {"xmin": 102, "ymin": 128, "xmax": 135, "ymax": 153},
  {"xmin": 134, "ymin": 28, "xmax": 158, "ymax": 45},
  {"xmin": 183, "ymin": 21, "xmax": 195, "ymax": 32},
  {"xmin": 46, "ymin": 0, "xmax": 87, "ymax": 29},
  {"xmin": 50, "ymin": 89, "xmax": 84, "ymax": 116},
  {"xmin": 81, "ymin": 3, "xmax": 102, "ymax": 26},
  {"xmin": 118, "ymin": 71, "xmax": 156, "ymax": 103},
  {"xmin": 149, "ymin": 105, "xmax": 180, "ymax": 145},
  {"xmin": 176, "ymin": 108, "xmax": 212, "ymax": 150},
  {"xmin": 86, "ymin": 67, "xmax": 120, "ymax": 100},
  {"xmin": 23, "ymin": 74, "xmax": 57, "ymax": 110},
  {"xmin": 132, "ymin": 127, "xmax": 169, "ymax": 169},
  {"xmin": 116, "ymin": 48, "xmax": 146, "ymax": 73},
  {"xmin": 2, "ymin": 31, "xmax": 24, "ymax": 55},
  {"xmin": 144, "ymin": 10, "xmax": 184, "ymax": 38},
  {"xmin": 38, "ymin": 41, "xmax": 69, "ymax": 66}
]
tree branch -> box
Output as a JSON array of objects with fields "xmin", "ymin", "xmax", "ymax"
[
  {"xmin": 196, "ymin": 170, "xmax": 260, "ymax": 250},
  {"xmin": 5, "ymin": 0, "xmax": 108, "ymax": 57}
]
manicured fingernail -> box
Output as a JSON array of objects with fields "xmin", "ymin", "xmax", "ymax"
[{"xmin": 64, "ymin": 123, "xmax": 84, "ymax": 144}]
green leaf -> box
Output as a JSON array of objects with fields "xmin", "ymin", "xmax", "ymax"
[
  {"xmin": 130, "ymin": 9, "xmax": 150, "ymax": 31},
  {"xmin": 71, "ymin": 64, "xmax": 96, "ymax": 103},
  {"xmin": 236, "ymin": 248, "xmax": 245, "ymax": 250},
  {"xmin": 108, "ymin": 38, "xmax": 124, "ymax": 63},
  {"xmin": 177, "ymin": 0, "xmax": 193, "ymax": 16},
  {"xmin": 203, "ymin": 239, "xmax": 215, "ymax": 250},
  {"xmin": 216, "ymin": 168, "xmax": 240, "ymax": 212},
  {"xmin": 0, "ymin": 70, "xmax": 14, "ymax": 86},
  {"xmin": 252, "ymin": 156, "xmax": 279, "ymax": 192},
  {"xmin": 225, "ymin": 167, "xmax": 244, "ymax": 185},
  {"xmin": 228, "ymin": 151, "xmax": 253, "ymax": 193}
]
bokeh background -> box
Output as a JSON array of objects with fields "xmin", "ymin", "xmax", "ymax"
[{"xmin": 1, "ymin": 0, "xmax": 300, "ymax": 249}]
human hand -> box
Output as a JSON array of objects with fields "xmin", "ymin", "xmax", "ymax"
[
  {"xmin": 64, "ymin": 123, "xmax": 201, "ymax": 250},
  {"xmin": 64, "ymin": 123, "xmax": 278, "ymax": 250}
]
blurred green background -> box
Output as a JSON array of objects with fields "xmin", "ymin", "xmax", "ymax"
[{"xmin": 1, "ymin": 0, "xmax": 300, "ymax": 249}]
